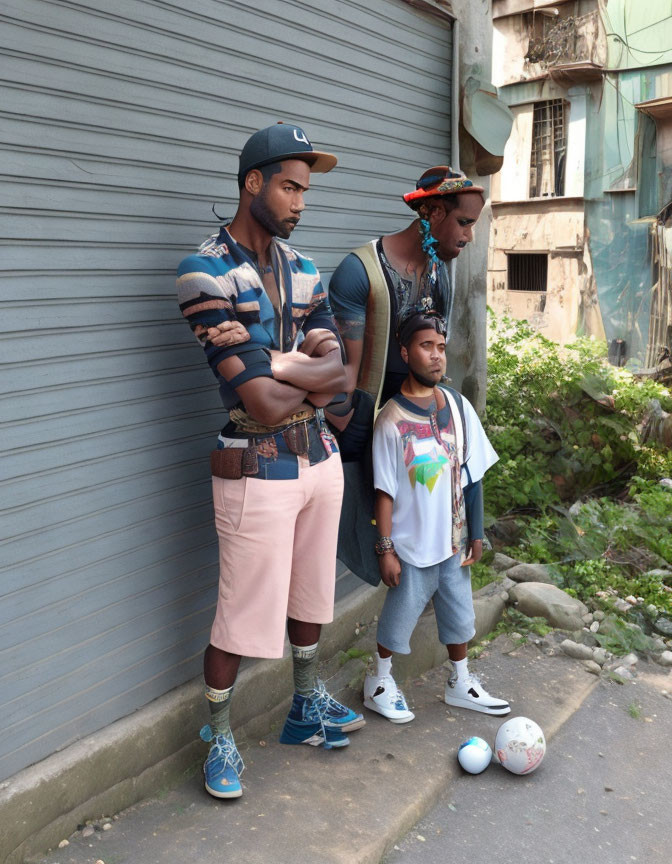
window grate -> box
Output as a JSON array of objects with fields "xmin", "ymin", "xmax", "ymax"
[
  {"xmin": 507, "ymin": 253, "xmax": 548, "ymax": 292},
  {"xmin": 530, "ymin": 99, "xmax": 568, "ymax": 197}
]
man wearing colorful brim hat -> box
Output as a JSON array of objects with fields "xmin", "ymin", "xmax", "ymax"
[
  {"xmin": 328, "ymin": 165, "xmax": 484, "ymax": 432},
  {"xmin": 328, "ymin": 166, "xmax": 485, "ymax": 444},
  {"xmin": 325, "ymin": 167, "xmax": 496, "ymax": 718},
  {"xmin": 177, "ymin": 123, "xmax": 365, "ymax": 801},
  {"xmin": 326, "ymin": 166, "xmax": 485, "ymax": 587}
]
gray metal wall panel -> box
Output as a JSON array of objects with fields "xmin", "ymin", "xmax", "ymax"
[{"xmin": 0, "ymin": 0, "xmax": 452, "ymax": 780}]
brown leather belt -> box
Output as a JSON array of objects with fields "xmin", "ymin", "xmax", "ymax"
[
  {"xmin": 210, "ymin": 446, "xmax": 258, "ymax": 480},
  {"xmin": 211, "ymin": 414, "xmax": 322, "ymax": 479}
]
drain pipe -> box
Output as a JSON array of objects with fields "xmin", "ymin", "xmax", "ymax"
[
  {"xmin": 450, "ymin": 17, "xmax": 460, "ymax": 315},
  {"xmin": 451, "ymin": 17, "xmax": 460, "ymax": 171}
]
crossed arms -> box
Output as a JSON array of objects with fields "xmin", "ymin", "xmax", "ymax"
[{"xmin": 199, "ymin": 321, "xmax": 347, "ymax": 426}]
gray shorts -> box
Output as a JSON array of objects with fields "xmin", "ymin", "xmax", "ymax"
[{"xmin": 376, "ymin": 553, "xmax": 476, "ymax": 653}]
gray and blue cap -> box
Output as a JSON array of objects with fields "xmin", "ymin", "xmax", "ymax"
[{"xmin": 238, "ymin": 122, "xmax": 337, "ymax": 185}]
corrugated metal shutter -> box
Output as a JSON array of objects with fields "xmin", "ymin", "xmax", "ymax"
[{"xmin": 0, "ymin": 0, "xmax": 452, "ymax": 780}]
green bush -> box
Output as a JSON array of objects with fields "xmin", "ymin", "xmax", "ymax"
[
  {"xmin": 593, "ymin": 614, "xmax": 659, "ymax": 656},
  {"xmin": 484, "ymin": 313, "xmax": 672, "ymax": 517},
  {"xmin": 484, "ymin": 313, "xmax": 672, "ymax": 619}
]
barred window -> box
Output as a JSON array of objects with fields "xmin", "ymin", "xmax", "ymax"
[
  {"xmin": 507, "ymin": 253, "xmax": 548, "ymax": 292},
  {"xmin": 530, "ymin": 100, "xmax": 568, "ymax": 197}
]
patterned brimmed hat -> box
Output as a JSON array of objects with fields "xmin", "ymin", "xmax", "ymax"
[{"xmin": 403, "ymin": 165, "xmax": 484, "ymax": 208}]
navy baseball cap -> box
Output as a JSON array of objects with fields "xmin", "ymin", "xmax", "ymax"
[{"xmin": 238, "ymin": 122, "xmax": 337, "ymax": 185}]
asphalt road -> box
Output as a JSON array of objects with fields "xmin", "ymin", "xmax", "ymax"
[
  {"xmin": 29, "ymin": 638, "xmax": 668, "ymax": 864},
  {"xmin": 384, "ymin": 666, "xmax": 672, "ymax": 864}
]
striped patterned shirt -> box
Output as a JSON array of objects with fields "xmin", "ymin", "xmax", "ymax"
[{"xmin": 177, "ymin": 224, "xmax": 339, "ymax": 409}]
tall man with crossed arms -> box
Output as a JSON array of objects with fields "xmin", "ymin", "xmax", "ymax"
[{"xmin": 177, "ymin": 123, "xmax": 364, "ymax": 800}]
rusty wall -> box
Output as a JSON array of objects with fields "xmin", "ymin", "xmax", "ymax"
[
  {"xmin": 493, "ymin": 2, "xmax": 605, "ymax": 88},
  {"xmin": 487, "ymin": 201, "xmax": 596, "ymax": 343}
]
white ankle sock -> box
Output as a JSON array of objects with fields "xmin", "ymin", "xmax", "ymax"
[
  {"xmin": 452, "ymin": 657, "xmax": 469, "ymax": 680},
  {"xmin": 376, "ymin": 652, "xmax": 392, "ymax": 678}
]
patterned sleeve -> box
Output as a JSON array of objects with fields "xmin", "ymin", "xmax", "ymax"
[
  {"xmin": 176, "ymin": 253, "xmax": 273, "ymax": 385},
  {"xmin": 327, "ymin": 253, "xmax": 370, "ymax": 342},
  {"xmin": 372, "ymin": 411, "xmax": 400, "ymax": 499},
  {"xmin": 287, "ymin": 250, "xmax": 344, "ymax": 354}
]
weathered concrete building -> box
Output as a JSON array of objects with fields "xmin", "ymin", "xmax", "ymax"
[{"xmin": 488, "ymin": 0, "xmax": 672, "ymax": 368}]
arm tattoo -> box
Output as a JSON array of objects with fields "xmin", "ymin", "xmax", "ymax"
[{"xmin": 336, "ymin": 318, "xmax": 365, "ymax": 341}]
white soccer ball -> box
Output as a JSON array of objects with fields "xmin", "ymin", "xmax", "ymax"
[
  {"xmin": 494, "ymin": 716, "xmax": 546, "ymax": 775},
  {"xmin": 457, "ymin": 736, "xmax": 493, "ymax": 774}
]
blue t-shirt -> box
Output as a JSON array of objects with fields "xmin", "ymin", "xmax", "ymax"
[{"xmin": 329, "ymin": 240, "xmax": 453, "ymax": 403}]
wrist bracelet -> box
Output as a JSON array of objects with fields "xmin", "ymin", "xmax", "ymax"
[{"xmin": 375, "ymin": 536, "xmax": 395, "ymax": 556}]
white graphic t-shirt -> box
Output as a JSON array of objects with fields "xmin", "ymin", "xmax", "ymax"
[{"xmin": 372, "ymin": 387, "xmax": 498, "ymax": 568}]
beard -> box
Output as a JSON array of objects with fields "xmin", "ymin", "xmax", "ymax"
[
  {"xmin": 250, "ymin": 190, "xmax": 294, "ymax": 239},
  {"xmin": 408, "ymin": 368, "xmax": 442, "ymax": 389},
  {"xmin": 436, "ymin": 246, "xmax": 460, "ymax": 261}
]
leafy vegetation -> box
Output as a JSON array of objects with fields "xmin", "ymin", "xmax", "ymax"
[
  {"xmin": 482, "ymin": 314, "xmax": 672, "ymax": 622},
  {"xmin": 627, "ymin": 701, "xmax": 642, "ymax": 719},
  {"xmin": 471, "ymin": 560, "xmax": 499, "ymax": 591},
  {"xmin": 468, "ymin": 608, "xmax": 552, "ymax": 659},
  {"xmin": 338, "ymin": 647, "xmax": 372, "ymax": 666},
  {"xmin": 592, "ymin": 614, "xmax": 659, "ymax": 656}
]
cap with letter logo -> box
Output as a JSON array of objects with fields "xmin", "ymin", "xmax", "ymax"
[{"xmin": 238, "ymin": 122, "xmax": 337, "ymax": 185}]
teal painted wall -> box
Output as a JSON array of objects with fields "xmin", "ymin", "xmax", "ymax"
[
  {"xmin": 583, "ymin": 64, "xmax": 672, "ymax": 364},
  {"xmin": 496, "ymin": 7, "xmax": 672, "ymax": 365},
  {"xmin": 602, "ymin": 0, "xmax": 672, "ymax": 71}
]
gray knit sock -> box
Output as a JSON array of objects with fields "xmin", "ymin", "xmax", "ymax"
[
  {"xmin": 291, "ymin": 642, "xmax": 319, "ymax": 697},
  {"xmin": 205, "ymin": 684, "xmax": 234, "ymax": 737}
]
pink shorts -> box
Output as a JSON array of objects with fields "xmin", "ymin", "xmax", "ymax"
[{"xmin": 210, "ymin": 453, "xmax": 344, "ymax": 658}]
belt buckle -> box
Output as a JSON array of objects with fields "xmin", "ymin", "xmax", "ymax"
[
  {"xmin": 282, "ymin": 420, "xmax": 310, "ymax": 456},
  {"xmin": 242, "ymin": 442, "xmax": 259, "ymax": 475}
]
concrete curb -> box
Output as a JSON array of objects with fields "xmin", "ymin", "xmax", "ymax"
[
  {"xmin": 30, "ymin": 636, "xmax": 600, "ymax": 864},
  {"xmin": 1, "ymin": 580, "xmax": 385, "ymax": 864},
  {"xmin": 3, "ymin": 576, "xmax": 510, "ymax": 864}
]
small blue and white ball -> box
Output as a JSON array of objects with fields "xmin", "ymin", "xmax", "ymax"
[{"xmin": 457, "ymin": 736, "xmax": 493, "ymax": 774}]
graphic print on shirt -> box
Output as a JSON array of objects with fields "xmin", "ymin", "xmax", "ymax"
[
  {"xmin": 396, "ymin": 413, "xmax": 465, "ymax": 553},
  {"xmin": 398, "ymin": 419, "xmax": 450, "ymax": 493}
]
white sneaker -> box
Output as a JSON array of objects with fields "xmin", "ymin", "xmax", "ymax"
[
  {"xmin": 363, "ymin": 674, "xmax": 415, "ymax": 724},
  {"xmin": 444, "ymin": 672, "xmax": 511, "ymax": 716}
]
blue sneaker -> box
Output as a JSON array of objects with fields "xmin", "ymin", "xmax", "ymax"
[
  {"xmin": 308, "ymin": 680, "xmax": 366, "ymax": 732},
  {"xmin": 279, "ymin": 689, "xmax": 351, "ymax": 749},
  {"xmin": 200, "ymin": 725, "xmax": 244, "ymax": 798}
]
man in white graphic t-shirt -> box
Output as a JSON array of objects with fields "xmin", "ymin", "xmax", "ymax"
[{"xmin": 363, "ymin": 308, "xmax": 510, "ymax": 723}]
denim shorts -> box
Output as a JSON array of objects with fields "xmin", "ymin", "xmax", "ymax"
[{"xmin": 376, "ymin": 552, "xmax": 476, "ymax": 653}]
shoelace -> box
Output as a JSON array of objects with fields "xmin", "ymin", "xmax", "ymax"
[
  {"xmin": 463, "ymin": 673, "xmax": 483, "ymax": 689},
  {"xmin": 377, "ymin": 675, "xmax": 407, "ymax": 710},
  {"xmin": 388, "ymin": 680, "xmax": 408, "ymax": 710},
  {"xmin": 200, "ymin": 725, "xmax": 245, "ymax": 777},
  {"xmin": 302, "ymin": 681, "xmax": 344, "ymax": 749},
  {"xmin": 450, "ymin": 672, "xmax": 485, "ymax": 694},
  {"xmin": 309, "ymin": 679, "xmax": 349, "ymax": 719}
]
